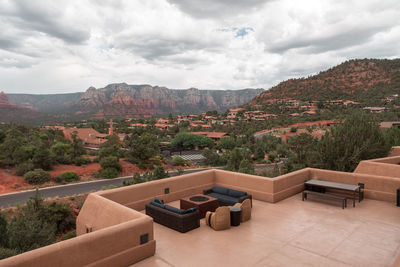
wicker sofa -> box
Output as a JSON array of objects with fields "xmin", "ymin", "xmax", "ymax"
[
  {"xmin": 145, "ymin": 200, "xmax": 200, "ymax": 233},
  {"xmin": 203, "ymin": 185, "xmax": 252, "ymax": 206}
]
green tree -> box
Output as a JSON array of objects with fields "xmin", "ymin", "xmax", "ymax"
[
  {"xmin": 51, "ymin": 142, "xmax": 72, "ymax": 164},
  {"xmin": 32, "ymin": 144, "xmax": 53, "ymax": 170},
  {"xmin": 8, "ymin": 191, "xmax": 56, "ymax": 253},
  {"xmin": 288, "ymin": 133, "xmax": 317, "ymax": 164},
  {"xmin": 254, "ymin": 146, "xmax": 265, "ymax": 161},
  {"xmin": 99, "ymin": 156, "xmax": 122, "ymax": 171},
  {"xmin": 238, "ymin": 159, "xmax": 255, "ymax": 174},
  {"xmin": 202, "ymin": 149, "xmax": 226, "ymax": 166},
  {"xmin": 217, "ymin": 137, "xmax": 236, "ymax": 150},
  {"xmin": 171, "ymin": 133, "xmax": 213, "ymax": 149},
  {"xmin": 225, "ymin": 148, "xmax": 251, "ymax": 172},
  {"xmin": 99, "ymin": 135, "xmax": 122, "ymax": 159},
  {"xmin": 318, "ymin": 113, "xmax": 391, "ymax": 172},
  {"xmin": 125, "ymin": 133, "xmax": 159, "ymax": 164},
  {"xmin": 70, "ymin": 132, "xmax": 85, "ymax": 159}
]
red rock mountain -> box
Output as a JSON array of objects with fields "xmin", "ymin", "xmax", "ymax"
[
  {"xmin": 2, "ymin": 85, "xmax": 263, "ymax": 122},
  {"xmin": 250, "ymin": 59, "xmax": 400, "ymax": 106},
  {"xmin": 71, "ymin": 84, "xmax": 264, "ymax": 118}
]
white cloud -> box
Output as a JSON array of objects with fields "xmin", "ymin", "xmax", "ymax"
[{"xmin": 0, "ymin": 0, "xmax": 399, "ymax": 93}]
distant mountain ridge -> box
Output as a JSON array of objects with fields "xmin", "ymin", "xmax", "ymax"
[
  {"xmin": 2, "ymin": 84, "xmax": 264, "ymax": 123},
  {"xmin": 249, "ymin": 58, "xmax": 400, "ymax": 106}
]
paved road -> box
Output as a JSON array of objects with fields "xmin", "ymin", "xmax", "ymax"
[{"xmin": 0, "ymin": 164, "xmax": 281, "ymax": 208}]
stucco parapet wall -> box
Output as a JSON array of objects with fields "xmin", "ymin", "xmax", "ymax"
[
  {"xmin": 96, "ymin": 169, "xmax": 215, "ymax": 210},
  {"xmin": 354, "ymin": 156, "xmax": 400, "ymax": 178},
  {"xmin": 0, "ymin": 211, "xmax": 155, "ymax": 267},
  {"xmin": 389, "ymin": 146, "xmax": 400, "ymax": 157}
]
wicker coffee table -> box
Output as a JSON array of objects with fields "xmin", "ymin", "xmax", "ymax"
[{"xmin": 180, "ymin": 194, "xmax": 219, "ymax": 219}]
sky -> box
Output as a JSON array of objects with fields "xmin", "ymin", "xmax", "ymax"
[{"xmin": 0, "ymin": 0, "xmax": 400, "ymax": 94}]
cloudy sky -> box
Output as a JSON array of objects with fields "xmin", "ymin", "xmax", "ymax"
[{"xmin": 0, "ymin": 0, "xmax": 400, "ymax": 94}]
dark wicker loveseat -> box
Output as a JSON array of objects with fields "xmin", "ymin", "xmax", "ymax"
[
  {"xmin": 145, "ymin": 200, "xmax": 200, "ymax": 233},
  {"xmin": 203, "ymin": 185, "xmax": 252, "ymax": 206}
]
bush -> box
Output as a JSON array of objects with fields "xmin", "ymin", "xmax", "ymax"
[
  {"xmin": 202, "ymin": 149, "xmax": 226, "ymax": 166},
  {"xmin": 100, "ymin": 156, "xmax": 122, "ymax": 171},
  {"xmin": 0, "ymin": 247, "xmax": 17, "ymax": 260},
  {"xmin": 0, "ymin": 213, "xmax": 8, "ymax": 248},
  {"xmin": 172, "ymin": 155, "xmax": 186, "ymax": 166},
  {"xmin": 92, "ymin": 171, "xmax": 100, "ymax": 178},
  {"xmin": 74, "ymin": 157, "xmax": 91, "ymax": 166},
  {"xmin": 101, "ymin": 168, "xmax": 119, "ymax": 178},
  {"xmin": 15, "ymin": 161, "xmax": 34, "ymax": 176},
  {"xmin": 61, "ymin": 230, "xmax": 76, "ymax": 241},
  {"xmin": 88, "ymin": 150, "xmax": 98, "ymax": 156},
  {"xmin": 123, "ymin": 173, "xmax": 146, "ymax": 186},
  {"xmin": 23, "ymin": 169, "xmax": 51, "ymax": 185},
  {"xmin": 153, "ymin": 166, "xmax": 169, "ymax": 180},
  {"xmin": 54, "ymin": 171, "xmax": 80, "ymax": 184}
]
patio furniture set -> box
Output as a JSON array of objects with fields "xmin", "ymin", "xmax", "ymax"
[
  {"xmin": 145, "ymin": 185, "xmax": 252, "ymax": 233},
  {"xmin": 302, "ymin": 179, "xmax": 364, "ymax": 209}
]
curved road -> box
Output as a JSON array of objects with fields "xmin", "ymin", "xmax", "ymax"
[{"xmin": 0, "ymin": 164, "xmax": 280, "ymax": 208}]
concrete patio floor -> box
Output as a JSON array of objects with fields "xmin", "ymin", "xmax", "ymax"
[{"xmin": 136, "ymin": 194, "xmax": 400, "ymax": 267}]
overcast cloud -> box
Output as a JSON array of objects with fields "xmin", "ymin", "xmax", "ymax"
[{"xmin": 0, "ymin": 0, "xmax": 399, "ymax": 94}]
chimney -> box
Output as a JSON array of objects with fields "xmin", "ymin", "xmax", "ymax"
[{"xmin": 108, "ymin": 119, "xmax": 114, "ymax": 136}]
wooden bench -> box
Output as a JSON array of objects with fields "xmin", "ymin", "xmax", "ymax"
[{"xmin": 302, "ymin": 190, "xmax": 347, "ymax": 209}]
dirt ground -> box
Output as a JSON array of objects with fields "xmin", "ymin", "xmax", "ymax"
[{"xmin": 0, "ymin": 159, "xmax": 146, "ymax": 194}]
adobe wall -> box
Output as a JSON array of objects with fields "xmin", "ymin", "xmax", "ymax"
[
  {"xmin": 389, "ymin": 146, "xmax": 400, "ymax": 157},
  {"xmin": 271, "ymin": 168, "xmax": 311, "ymax": 202},
  {"xmin": 97, "ymin": 169, "xmax": 215, "ymax": 211},
  {"xmin": 354, "ymin": 156, "xmax": 400, "ymax": 178},
  {"xmin": 76, "ymin": 193, "xmax": 144, "ymax": 235},
  {"xmin": 214, "ymin": 170, "xmax": 274, "ymax": 202},
  {"xmin": 2, "ymin": 202, "xmax": 155, "ymax": 267}
]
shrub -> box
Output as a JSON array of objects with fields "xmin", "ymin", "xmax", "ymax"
[
  {"xmin": 55, "ymin": 171, "xmax": 80, "ymax": 184},
  {"xmin": 123, "ymin": 173, "xmax": 146, "ymax": 186},
  {"xmin": 0, "ymin": 212, "xmax": 8, "ymax": 248},
  {"xmin": 61, "ymin": 230, "xmax": 76, "ymax": 241},
  {"xmin": 88, "ymin": 150, "xmax": 98, "ymax": 156},
  {"xmin": 99, "ymin": 156, "xmax": 121, "ymax": 171},
  {"xmin": 74, "ymin": 157, "xmax": 91, "ymax": 166},
  {"xmin": 172, "ymin": 155, "xmax": 186, "ymax": 166},
  {"xmin": 15, "ymin": 161, "xmax": 34, "ymax": 176},
  {"xmin": 92, "ymin": 171, "xmax": 100, "ymax": 178},
  {"xmin": 290, "ymin": 127, "xmax": 297, "ymax": 133},
  {"xmin": 23, "ymin": 169, "xmax": 50, "ymax": 185},
  {"xmin": 101, "ymin": 168, "xmax": 119, "ymax": 178},
  {"xmin": 0, "ymin": 247, "xmax": 17, "ymax": 260},
  {"xmin": 153, "ymin": 166, "xmax": 169, "ymax": 180}
]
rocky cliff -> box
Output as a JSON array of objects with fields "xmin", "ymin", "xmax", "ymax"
[
  {"xmin": 73, "ymin": 84, "xmax": 263, "ymax": 118},
  {"xmin": 3, "ymin": 85, "xmax": 263, "ymax": 122}
]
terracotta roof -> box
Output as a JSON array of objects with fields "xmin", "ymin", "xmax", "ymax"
[
  {"xmin": 190, "ymin": 132, "xmax": 228, "ymax": 139},
  {"xmin": 63, "ymin": 127, "xmax": 107, "ymax": 147}
]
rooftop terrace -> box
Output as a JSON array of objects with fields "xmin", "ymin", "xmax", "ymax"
[
  {"xmin": 2, "ymin": 148, "xmax": 400, "ymax": 266},
  {"xmin": 136, "ymin": 196, "xmax": 400, "ymax": 267}
]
